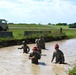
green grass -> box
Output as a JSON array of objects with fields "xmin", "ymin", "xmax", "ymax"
[
  {"xmin": 7, "ymin": 24, "xmax": 76, "ymax": 39},
  {"xmin": 48, "ymin": 25, "xmax": 69, "ymax": 29},
  {"xmin": 63, "ymin": 29, "xmax": 76, "ymax": 38},
  {"xmin": 8, "ymin": 24, "xmax": 52, "ymax": 31},
  {"xmin": 69, "ymin": 66, "xmax": 76, "ymax": 75}
]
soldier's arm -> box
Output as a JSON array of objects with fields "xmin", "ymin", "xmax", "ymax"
[
  {"xmin": 51, "ymin": 52, "xmax": 56, "ymax": 62},
  {"xmin": 18, "ymin": 46, "xmax": 23, "ymax": 49},
  {"xmin": 27, "ymin": 45, "xmax": 30, "ymax": 52},
  {"xmin": 61, "ymin": 51, "xmax": 65, "ymax": 63},
  {"xmin": 29, "ymin": 53, "xmax": 36, "ymax": 59},
  {"xmin": 35, "ymin": 53, "xmax": 41, "ymax": 59}
]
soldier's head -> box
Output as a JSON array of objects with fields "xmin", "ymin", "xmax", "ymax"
[
  {"xmin": 32, "ymin": 46, "xmax": 37, "ymax": 52},
  {"xmin": 55, "ymin": 44, "xmax": 59, "ymax": 51},
  {"xmin": 35, "ymin": 39, "xmax": 39, "ymax": 43},
  {"xmin": 22, "ymin": 41, "xmax": 26, "ymax": 45}
]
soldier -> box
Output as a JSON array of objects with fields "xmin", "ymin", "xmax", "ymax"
[
  {"xmin": 38, "ymin": 36, "xmax": 45, "ymax": 49},
  {"xmin": 35, "ymin": 39, "xmax": 42, "ymax": 54},
  {"xmin": 51, "ymin": 44, "xmax": 65, "ymax": 64},
  {"xmin": 29, "ymin": 46, "xmax": 41, "ymax": 65},
  {"xmin": 18, "ymin": 41, "xmax": 30, "ymax": 53}
]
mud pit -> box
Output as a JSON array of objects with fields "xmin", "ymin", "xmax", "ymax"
[{"xmin": 0, "ymin": 38, "xmax": 76, "ymax": 75}]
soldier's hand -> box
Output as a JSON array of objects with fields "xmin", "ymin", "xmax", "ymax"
[
  {"xmin": 18, "ymin": 48, "xmax": 20, "ymax": 49},
  {"xmin": 31, "ymin": 56, "xmax": 36, "ymax": 59}
]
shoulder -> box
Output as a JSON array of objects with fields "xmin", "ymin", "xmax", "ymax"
[
  {"xmin": 53, "ymin": 51, "xmax": 56, "ymax": 54},
  {"xmin": 29, "ymin": 52, "xmax": 33, "ymax": 56},
  {"xmin": 58, "ymin": 50, "xmax": 64, "ymax": 54}
]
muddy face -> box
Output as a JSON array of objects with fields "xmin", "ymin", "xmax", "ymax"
[{"xmin": 0, "ymin": 38, "xmax": 76, "ymax": 75}]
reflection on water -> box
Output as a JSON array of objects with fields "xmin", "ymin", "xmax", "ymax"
[{"xmin": 0, "ymin": 39, "xmax": 76, "ymax": 75}]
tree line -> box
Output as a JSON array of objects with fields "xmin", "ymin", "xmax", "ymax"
[
  {"xmin": 48, "ymin": 22, "xmax": 76, "ymax": 28},
  {"xmin": 8, "ymin": 22, "xmax": 76, "ymax": 28}
]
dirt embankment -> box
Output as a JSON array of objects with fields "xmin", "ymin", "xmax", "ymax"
[{"xmin": 0, "ymin": 35, "xmax": 67, "ymax": 47}]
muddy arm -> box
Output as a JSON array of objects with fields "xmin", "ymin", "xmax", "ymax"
[{"xmin": 51, "ymin": 52, "xmax": 55, "ymax": 62}]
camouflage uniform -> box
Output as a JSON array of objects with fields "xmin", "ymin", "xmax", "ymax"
[
  {"xmin": 35, "ymin": 39, "xmax": 42, "ymax": 54},
  {"xmin": 39, "ymin": 37, "xmax": 45, "ymax": 49},
  {"xmin": 51, "ymin": 49, "xmax": 65, "ymax": 64},
  {"xmin": 22, "ymin": 45, "xmax": 30, "ymax": 53},
  {"xmin": 18, "ymin": 41, "xmax": 30, "ymax": 53},
  {"xmin": 29, "ymin": 51, "xmax": 41, "ymax": 64},
  {"xmin": 29, "ymin": 46, "xmax": 41, "ymax": 64}
]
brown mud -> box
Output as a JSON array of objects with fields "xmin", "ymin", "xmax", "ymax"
[{"xmin": 0, "ymin": 38, "xmax": 76, "ymax": 75}]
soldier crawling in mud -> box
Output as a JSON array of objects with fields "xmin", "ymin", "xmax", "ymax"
[
  {"xmin": 38, "ymin": 36, "xmax": 45, "ymax": 49},
  {"xmin": 18, "ymin": 41, "xmax": 30, "ymax": 53},
  {"xmin": 29, "ymin": 46, "xmax": 41, "ymax": 65},
  {"xmin": 51, "ymin": 44, "xmax": 65, "ymax": 64}
]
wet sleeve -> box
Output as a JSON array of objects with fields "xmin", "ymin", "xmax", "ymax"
[
  {"xmin": 18, "ymin": 46, "xmax": 23, "ymax": 49},
  {"xmin": 35, "ymin": 53, "xmax": 41, "ymax": 59},
  {"xmin": 27, "ymin": 46, "xmax": 30, "ymax": 52},
  {"xmin": 51, "ymin": 52, "xmax": 56, "ymax": 61},
  {"xmin": 60, "ymin": 51, "xmax": 65, "ymax": 62},
  {"xmin": 29, "ymin": 53, "xmax": 33, "ymax": 59}
]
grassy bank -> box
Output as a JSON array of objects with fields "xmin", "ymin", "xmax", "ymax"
[
  {"xmin": 0, "ymin": 24, "xmax": 76, "ymax": 44},
  {"xmin": 69, "ymin": 66, "xmax": 76, "ymax": 75},
  {"xmin": 8, "ymin": 24, "xmax": 76, "ymax": 38},
  {"xmin": 0, "ymin": 24, "xmax": 69, "ymax": 47},
  {"xmin": 0, "ymin": 24, "xmax": 76, "ymax": 45}
]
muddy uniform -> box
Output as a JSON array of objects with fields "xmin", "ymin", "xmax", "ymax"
[
  {"xmin": 29, "ymin": 51, "xmax": 41, "ymax": 64},
  {"xmin": 35, "ymin": 39, "xmax": 42, "ymax": 54},
  {"xmin": 18, "ymin": 44, "xmax": 30, "ymax": 53},
  {"xmin": 36, "ymin": 43, "xmax": 41, "ymax": 54},
  {"xmin": 52, "ymin": 49, "xmax": 65, "ymax": 64},
  {"xmin": 39, "ymin": 38, "xmax": 45, "ymax": 49},
  {"xmin": 22, "ymin": 45, "xmax": 30, "ymax": 53}
]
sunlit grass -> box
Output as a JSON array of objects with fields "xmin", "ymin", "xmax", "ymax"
[{"xmin": 8, "ymin": 24, "xmax": 76, "ymax": 38}]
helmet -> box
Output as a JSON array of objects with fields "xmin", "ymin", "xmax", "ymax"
[
  {"xmin": 55, "ymin": 44, "xmax": 59, "ymax": 49},
  {"xmin": 32, "ymin": 46, "xmax": 37, "ymax": 51}
]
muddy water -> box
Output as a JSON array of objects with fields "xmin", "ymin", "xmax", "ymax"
[{"xmin": 0, "ymin": 38, "xmax": 76, "ymax": 75}]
